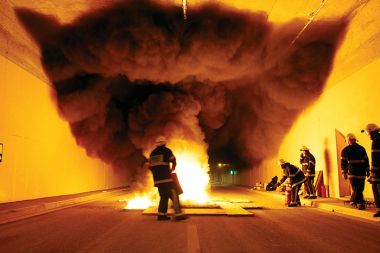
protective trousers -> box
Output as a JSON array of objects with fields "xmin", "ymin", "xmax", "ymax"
[
  {"xmin": 157, "ymin": 183, "xmax": 182, "ymax": 217},
  {"xmin": 290, "ymin": 183, "xmax": 302, "ymax": 205},
  {"xmin": 372, "ymin": 183, "xmax": 380, "ymax": 208},
  {"xmin": 304, "ymin": 176, "xmax": 316, "ymax": 196},
  {"xmin": 349, "ymin": 178, "xmax": 365, "ymax": 205}
]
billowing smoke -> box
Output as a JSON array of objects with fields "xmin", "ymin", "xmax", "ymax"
[{"xmin": 16, "ymin": 0, "xmax": 347, "ymax": 182}]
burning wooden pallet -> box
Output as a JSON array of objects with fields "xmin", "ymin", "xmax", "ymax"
[{"xmin": 142, "ymin": 201, "xmax": 262, "ymax": 216}]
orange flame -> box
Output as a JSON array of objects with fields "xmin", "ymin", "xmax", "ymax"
[
  {"xmin": 124, "ymin": 138, "xmax": 210, "ymax": 209},
  {"xmin": 170, "ymin": 139, "xmax": 210, "ymax": 203},
  {"xmin": 124, "ymin": 192, "xmax": 157, "ymax": 210}
]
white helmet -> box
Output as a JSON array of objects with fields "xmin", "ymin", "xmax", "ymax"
[
  {"xmin": 362, "ymin": 123, "xmax": 380, "ymax": 135},
  {"xmin": 300, "ymin": 145, "xmax": 309, "ymax": 151},
  {"xmin": 155, "ymin": 136, "xmax": 167, "ymax": 146},
  {"xmin": 346, "ymin": 133, "xmax": 357, "ymax": 143},
  {"xmin": 278, "ymin": 159, "xmax": 287, "ymax": 166}
]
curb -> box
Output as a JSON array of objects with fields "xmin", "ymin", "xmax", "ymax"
[
  {"xmin": 252, "ymin": 189, "xmax": 380, "ymax": 223},
  {"xmin": 0, "ymin": 189, "xmax": 127, "ymax": 225},
  {"xmin": 308, "ymin": 200, "xmax": 380, "ymax": 222}
]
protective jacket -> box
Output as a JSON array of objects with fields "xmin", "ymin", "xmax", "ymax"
[
  {"xmin": 300, "ymin": 152, "xmax": 316, "ymax": 177},
  {"xmin": 340, "ymin": 143, "xmax": 369, "ymax": 179},
  {"xmin": 370, "ymin": 132, "xmax": 380, "ymax": 183},
  {"xmin": 149, "ymin": 145, "xmax": 176, "ymax": 186},
  {"xmin": 279, "ymin": 163, "xmax": 306, "ymax": 188}
]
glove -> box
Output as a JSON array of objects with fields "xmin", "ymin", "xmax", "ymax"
[
  {"xmin": 343, "ymin": 173, "xmax": 347, "ymax": 180},
  {"xmin": 276, "ymin": 182, "xmax": 281, "ymax": 188}
]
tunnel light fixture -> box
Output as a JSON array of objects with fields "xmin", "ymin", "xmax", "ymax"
[
  {"xmin": 291, "ymin": 0, "xmax": 328, "ymax": 44},
  {"xmin": 182, "ymin": 0, "xmax": 187, "ymax": 20},
  {"xmin": 0, "ymin": 143, "xmax": 3, "ymax": 162},
  {"xmin": 218, "ymin": 163, "xmax": 230, "ymax": 168}
]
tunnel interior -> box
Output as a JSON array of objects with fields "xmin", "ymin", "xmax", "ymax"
[{"xmin": 1, "ymin": 0, "xmax": 379, "ymax": 202}]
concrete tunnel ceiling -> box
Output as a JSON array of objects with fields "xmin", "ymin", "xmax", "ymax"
[{"xmin": 0, "ymin": 0, "xmax": 368, "ymax": 177}]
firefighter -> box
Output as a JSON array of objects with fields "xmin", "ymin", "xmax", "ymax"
[
  {"xmin": 299, "ymin": 146, "xmax": 317, "ymax": 199},
  {"xmin": 340, "ymin": 133, "xmax": 370, "ymax": 210},
  {"xmin": 149, "ymin": 136, "xmax": 188, "ymax": 221},
  {"xmin": 276, "ymin": 159, "xmax": 306, "ymax": 207},
  {"xmin": 362, "ymin": 123, "xmax": 380, "ymax": 217}
]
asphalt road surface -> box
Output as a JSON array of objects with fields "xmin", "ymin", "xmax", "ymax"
[{"xmin": 0, "ymin": 186, "xmax": 379, "ymax": 253}]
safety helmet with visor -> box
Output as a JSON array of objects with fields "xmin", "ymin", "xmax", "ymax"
[
  {"xmin": 361, "ymin": 123, "xmax": 380, "ymax": 135},
  {"xmin": 155, "ymin": 136, "xmax": 167, "ymax": 146},
  {"xmin": 278, "ymin": 159, "xmax": 288, "ymax": 168},
  {"xmin": 346, "ymin": 133, "xmax": 357, "ymax": 144}
]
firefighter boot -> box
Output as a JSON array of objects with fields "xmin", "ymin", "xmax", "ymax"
[
  {"xmin": 308, "ymin": 195, "xmax": 317, "ymax": 199},
  {"xmin": 288, "ymin": 203, "xmax": 298, "ymax": 207},
  {"xmin": 357, "ymin": 204, "xmax": 366, "ymax": 210},
  {"xmin": 157, "ymin": 215, "xmax": 171, "ymax": 221},
  {"xmin": 174, "ymin": 215, "xmax": 189, "ymax": 221},
  {"xmin": 373, "ymin": 211, "xmax": 380, "ymax": 217}
]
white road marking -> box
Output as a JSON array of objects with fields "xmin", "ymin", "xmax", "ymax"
[{"xmin": 187, "ymin": 223, "xmax": 201, "ymax": 253}]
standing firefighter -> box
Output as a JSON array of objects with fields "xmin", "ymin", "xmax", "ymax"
[
  {"xmin": 340, "ymin": 133, "xmax": 370, "ymax": 210},
  {"xmin": 149, "ymin": 136, "xmax": 187, "ymax": 221},
  {"xmin": 300, "ymin": 146, "xmax": 317, "ymax": 199},
  {"xmin": 276, "ymin": 159, "xmax": 306, "ymax": 207},
  {"xmin": 362, "ymin": 123, "xmax": 380, "ymax": 217}
]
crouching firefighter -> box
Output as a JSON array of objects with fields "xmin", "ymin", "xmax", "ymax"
[
  {"xmin": 277, "ymin": 159, "xmax": 306, "ymax": 207},
  {"xmin": 340, "ymin": 133, "xmax": 370, "ymax": 210},
  {"xmin": 149, "ymin": 136, "xmax": 188, "ymax": 221},
  {"xmin": 300, "ymin": 146, "xmax": 317, "ymax": 199}
]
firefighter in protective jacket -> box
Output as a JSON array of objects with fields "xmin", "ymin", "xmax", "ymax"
[
  {"xmin": 362, "ymin": 123, "xmax": 380, "ymax": 217},
  {"xmin": 340, "ymin": 133, "xmax": 369, "ymax": 210},
  {"xmin": 276, "ymin": 159, "xmax": 306, "ymax": 207},
  {"xmin": 149, "ymin": 136, "xmax": 187, "ymax": 221},
  {"xmin": 300, "ymin": 146, "xmax": 317, "ymax": 199}
]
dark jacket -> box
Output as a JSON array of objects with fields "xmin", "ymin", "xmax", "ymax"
[
  {"xmin": 340, "ymin": 143, "xmax": 369, "ymax": 179},
  {"xmin": 149, "ymin": 145, "xmax": 176, "ymax": 187},
  {"xmin": 370, "ymin": 132, "xmax": 380, "ymax": 183},
  {"xmin": 279, "ymin": 163, "xmax": 306, "ymax": 188},
  {"xmin": 300, "ymin": 152, "xmax": 316, "ymax": 176}
]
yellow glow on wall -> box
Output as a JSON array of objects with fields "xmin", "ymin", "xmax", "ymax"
[
  {"xmin": 0, "ymin": 55, "xmax": 130, "ymax": 203},
  {"xmin": 260, "ymin": 0, "xmax": 380, "ymax": 198},
  {"xmin": 274, "ymin": 57, "xmax": 380, "ymax": 198}
]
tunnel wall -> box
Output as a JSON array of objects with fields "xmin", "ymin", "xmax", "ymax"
[
  {"xmin": 0, "ymin": 55, "xmax": 131, "ymax": 203},
  {"xmin": 255, "ymin": 1, "xmax": 380, "ymax": 199}
]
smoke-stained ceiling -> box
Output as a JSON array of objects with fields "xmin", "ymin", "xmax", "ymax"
[
  {"xmin": 0, "ymin": 0, "xmax": 370, "ymax": 175},
  {"xmin": 1, "ymin": 0, "xmax": 367, "ymax": 83}
]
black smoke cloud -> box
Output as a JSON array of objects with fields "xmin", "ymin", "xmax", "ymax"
[{"xmin": 16, "ymin": 0, "xmax": 347, "ymax": 179}]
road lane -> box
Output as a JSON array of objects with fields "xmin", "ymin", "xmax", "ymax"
[{"xmin": 0, "ymin": 187, "xmax": 379, "ymax": 253}]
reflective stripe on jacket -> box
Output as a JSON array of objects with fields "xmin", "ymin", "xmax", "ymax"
[
  {"xmin": 340, "ymin": 143, "xmax": 369, "ymax": 177},
  {"xmin": 279, "ymin": 163, "xmax": 305, "ymax": 186},
  {"xmin": 300, "ymin": 152, "xmax": 316, "ymax": 176},
  {"xmin": 370, "ymin": 133, "xmax": 380, "ymax": 183},
  {"xmin": 149, "ymin": 145, "xmax": 176, "ymax": 186}
]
